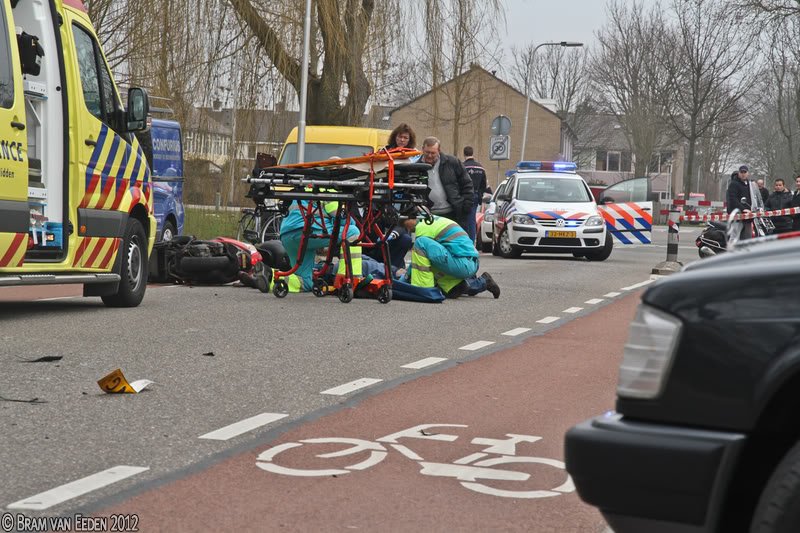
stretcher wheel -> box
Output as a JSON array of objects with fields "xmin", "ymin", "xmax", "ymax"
[
  {"xmin": 274, "ymin": 279, "xmax": 289, "ymax": 298},
  {"xmin": 312, "ymin": 278, "xmax": 326, "ymax": 297},
  {"xmin": 377, "ymin": 285, "xmax": 392, "ymax": 304},
  {"xmin": 338, "ymin": 284, "xmax": 354, "ymax": 303}
]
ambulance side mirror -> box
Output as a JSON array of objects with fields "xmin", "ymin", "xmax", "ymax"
[{"xmin": 126, "ymin": 88, "xmax": 149, "ymax": 132}]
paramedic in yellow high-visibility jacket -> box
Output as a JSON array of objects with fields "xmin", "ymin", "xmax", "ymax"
[{"xmin": 403, "ymin": 215, "xmax": 500, "ymax": 299}]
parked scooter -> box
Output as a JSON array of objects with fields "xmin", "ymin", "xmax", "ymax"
[{"xmin": 695, "ymin": 195, "xmax": 774, "ymax": 258}]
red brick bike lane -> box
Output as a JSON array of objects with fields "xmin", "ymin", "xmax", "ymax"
[{"xmin": 96, "ymin": 294, "xmax": 640, "ymax": 532}]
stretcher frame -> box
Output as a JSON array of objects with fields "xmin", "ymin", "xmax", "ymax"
[{"xmin": 245, "ymin": 149, "xmax": 431, "ymax": 303}]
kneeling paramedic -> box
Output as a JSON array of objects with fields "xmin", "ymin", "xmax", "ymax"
[
  {"xmin": 255, "ymin": 198, "xmax": 361, "ymax": 293},
  {"xmin": 403, "ymin": 214, "xmax": 499, "ymax": 299}
]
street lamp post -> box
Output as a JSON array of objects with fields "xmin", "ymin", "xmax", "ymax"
[
  {"xmin": 296, "ymin": 0, "xmax": 312, "ymax": 163},
  {"xmin": 520, "ymin": 41, "xmax": 583, "ymax": 162}
]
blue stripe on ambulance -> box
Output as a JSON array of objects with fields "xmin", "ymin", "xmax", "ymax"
[{"xmin": 85, "ymin": 125, "xmax": 109, "ymax": 188}]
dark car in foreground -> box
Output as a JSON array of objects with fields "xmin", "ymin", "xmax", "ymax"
[{"xmin": 565, "ymin": 237, "xmax": 800, "ymax": 533}]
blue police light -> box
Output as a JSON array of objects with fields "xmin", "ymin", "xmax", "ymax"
[{"xmin": 516, "ymin": 161, "xmax": 577, "ymax": 172}]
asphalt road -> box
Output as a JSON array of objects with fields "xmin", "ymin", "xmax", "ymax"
[{"xmin": 0, "ymin": 229, "xmax": 700, "ymax": 529}]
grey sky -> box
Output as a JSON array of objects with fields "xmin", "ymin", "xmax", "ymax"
[{"xmin": 503, "ymin": 0, "xmax": 660, "ymax": 53}]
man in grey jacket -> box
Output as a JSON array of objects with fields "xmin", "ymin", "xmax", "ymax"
[{"xmin": 420, "ymin": 137, "xmax": 474, "ymax": 232}]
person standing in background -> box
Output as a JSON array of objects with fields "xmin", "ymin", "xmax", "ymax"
[{"xmin": 462, "ymin": 146, "xmax": 487, "ymax": 244}]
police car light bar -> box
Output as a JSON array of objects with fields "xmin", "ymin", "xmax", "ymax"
[{"xmin": 517, "ymin": 161, "xmax": 577, "ymax": 172}]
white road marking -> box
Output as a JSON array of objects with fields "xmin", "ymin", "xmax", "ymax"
[
  {"xmin": 459, "ymin": 341, "xmax": 495, "ymax": 351},
  {"xmin": 603, "ymin": 292, "xmax": 622, "ymax": 298},
  {"xmin": 199, "ymin": 412, "xmax": 288, "ymax": 441},
  {"xmin": 6, "ymin": 466, "xmax": 149, "ymax": 511},
  {"xmin": 585, "ymin": 298, "xmax": 604, "ymax": 305},
  {"xmin": 621, "ymin": 279, "xmax": 655, "ymax": 291},
  {"xmin": 321, "ymin": 378, "xmax": 383, "ymax": 396},
  {"xmin": 502, "ymin": 328, "xmax": 531, "ymax": 336},
  {"xmin": 536, "ymin": 316, "xmax": 560, "ymax": 324},
  {"xmin": 37, "ymin": 296, "xmax": 75, "ymax": 301},
  {"xmin": 563, "ymin": 307, "xmax": 583, "ymax": 314},
  {"xmin": 402, "ymin": 357, "xmax": 448, "ymax": 369}
]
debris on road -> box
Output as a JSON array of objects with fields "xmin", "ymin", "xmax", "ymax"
[
  {"xmin": 97, "ymin": 368, "xmax": 153, "ymax": 394},
  {"xmin": 18, "ymin": 355, "xmax": 63, "ymax": 363}
]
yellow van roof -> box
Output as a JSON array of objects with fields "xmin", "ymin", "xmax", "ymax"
[{"xmin": 283, "ymin": 126, "xmax": 393, "ymax": 149}]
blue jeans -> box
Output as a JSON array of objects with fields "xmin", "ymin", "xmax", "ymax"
[
  {"xmin": 465, "ymin": 275, "xmax": 487, "ymax": 296},
  {"xmin": 466, "ymin": 204, "xmax": 478, "ymax": 243}
]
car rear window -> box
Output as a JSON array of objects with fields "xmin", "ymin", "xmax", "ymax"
[
  {"xmin": 516, "ymin": 178, "xmax": 592, "ymax": 203},
  {"xmin": 279, "ymin": 143, "xmax": 373, "ymax": 164}
]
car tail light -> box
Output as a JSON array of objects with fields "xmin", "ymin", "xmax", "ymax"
[{"xmin": 617, "ymin": 304, "xmax": 682, "ymax": 399}]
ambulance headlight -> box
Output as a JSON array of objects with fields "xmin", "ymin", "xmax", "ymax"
[
  {"xmin": 585, "ymin": 216, "xmax": 604, "ymax": 227},
  {"xmin": 512, "ymin": 214, "xmax": 533, "ymax": 225},
  {"xmin": 617, "ymin": 304, "xmax": 682, "ymax": 399}
]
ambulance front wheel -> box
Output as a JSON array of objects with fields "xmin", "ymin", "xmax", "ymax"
[
  {"xmin": 338, "ymin": 284, "xmax": 353, "ymax": 303},
  {"xmin": 102, "ymin": 218, "xmax": 148, "ymax": 308},
  {"xmin": 377, "ymin": 285, "xmax": 392, "ymax": 304},
  {"xmin": 274, "ymin": 279, "xmax": 289, "ymax": 298}
]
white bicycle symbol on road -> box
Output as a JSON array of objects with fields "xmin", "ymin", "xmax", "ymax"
[{"xmin": 256, "ymin": 424, "xmax": 575, "ymax": 499}]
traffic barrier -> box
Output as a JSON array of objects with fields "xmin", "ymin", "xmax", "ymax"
[{"xmin": 652, "ymin": 208, "xmax": 683, "ymax": 275}]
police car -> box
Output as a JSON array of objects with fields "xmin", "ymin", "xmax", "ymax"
[{"xmin": 492, "ymin": 161, "xmax": 612, "ymax": 260}]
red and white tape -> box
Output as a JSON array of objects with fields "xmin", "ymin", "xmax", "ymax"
[
  {"xmin": 661, "ymin": 199, "xmax": 726, "ymax": 207},
  {"xmin": 679, "ymin": 206, "xmax": 800, "ymax": 223}
]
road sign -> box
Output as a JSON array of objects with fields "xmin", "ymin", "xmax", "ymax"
[
  {"xmin": 491, "ymin": 115, "xmax": 512, "ymax": 136},
  {"xmin": 489, "ymin": 135, "xmax": 510, "ymax": 161}
]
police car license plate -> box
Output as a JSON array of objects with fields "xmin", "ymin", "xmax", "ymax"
[{"xmin": 546, "ymin": 231, "xmax": 576, "ymax": 238}]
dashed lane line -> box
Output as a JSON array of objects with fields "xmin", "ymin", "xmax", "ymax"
[
  {"xmin": 401, "ymin": 357, "xmax": 448, "ymax": 370},
  {"xmin": 585, "ymin": 298, "xmax": 604, "ymax": 305},
  {"xmin": 6, "ymin": 466, "xmax": 149, "ymax": 511},
  {"xmin": 563, "ymin": 307, "xmax": 583, "ymax": 314},
  {"xmin": 321, "ymin": 378, "xmax": 383, "ymax": 396},
  {"xmin": 621, "ymin": 279, "xmax": 655, "ymax": 291},
  {"xmin": 199, "ymin": 413, "xmax": 289, "ymax": 441},
  {"xmin": 604, "ymin": 292, "xmax": 622, "ymax": 298},
  {"xmin": 536, "ymin": 316, "xmax": 560, "ymax": 324},
  {"xmin": 502, "ymin": 328, "xmax": 531, "ymax": 336},
  {"xmin": 459, "ymin": 341, "xmax": 496, "ymax": 351}
]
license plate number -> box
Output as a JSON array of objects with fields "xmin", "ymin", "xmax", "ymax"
[{"xmin": 545, "ymin": 231, "xmax": 577, "ymax": 238}]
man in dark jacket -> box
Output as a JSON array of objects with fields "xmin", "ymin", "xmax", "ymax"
[
  {"xmin": 765, "ymin": 179, "xmax": 793, "ymax": 233},
  {"xmin": 792, "ymin": 175, "xmax": 800, "ymax": 230},
  {"xmin": 757, "ymin": 179, "xmax": 770, "ymax": 206},
  {"xmin": 727, "ymin": 166, "xmax": 753, "ymax": 240},
  {"xmin": 462, "ymin": 146, "xmax": 487, "ymax": 243},
  {"xmin": 420, "ymin": 137, "xmax": 474, "ymax": 232},
  {"xmin": 727, "ymin": 166, "xmax": 752, "ymax": 214}
]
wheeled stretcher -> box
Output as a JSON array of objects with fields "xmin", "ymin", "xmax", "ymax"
[{"xmin": 245, "ymin": 149, "xmax": 432, "ymax": 303}]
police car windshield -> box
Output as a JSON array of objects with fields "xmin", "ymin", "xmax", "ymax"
[
  {"xmin": 516, "ymin": 177, "xmax": 591, "ymax": 203},
  {"xmin": 279, "ymin": 143, "xmax": 373, "ymax": 164}
]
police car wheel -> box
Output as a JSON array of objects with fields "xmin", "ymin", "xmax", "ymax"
[
  {"xmin": 585, "ymin": 233, "xmax": 613, "ymax": 262},
  {"xmin": 161, "ymin": 220, "xmax": 177, "ymax": 242},
  {"xmin": 102, "ymin": 218, "xmax": 148, "ymax": 308},
  {"xmin": 498, "ymin": 230, "xmax": 522, "ymax": 259}
]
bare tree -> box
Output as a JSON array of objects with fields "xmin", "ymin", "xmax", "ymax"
[
  {"xmin": 589, "ymin": 0, "xmax": 671, "ymax": 179},
  {"xmin": 662, "ymin": 0, "xmax": 759, "ymax": 195},
  {"xmin": 227, "ymin": 0, "xmax": 375, "ymax": 126}
]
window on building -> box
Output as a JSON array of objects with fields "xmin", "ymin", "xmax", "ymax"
[
  {"xmin": 621, "ymin": 151, "xmax": 632, "ymax": 172},
  {"xmin": 647, "ymin": 151, "xmax": 674, "ymax": 174},
  {"xmin": 607, "ymin": 152, "xmax": 620, "ymax": 172},
  {"xmin": 595, "ymin": 150, "xmax": 607, "ymax": 171}
]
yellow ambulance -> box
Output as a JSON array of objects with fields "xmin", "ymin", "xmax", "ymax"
[{"xmin": 0, "ymin": 0, "xmax": 154, "ymax": 306}]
